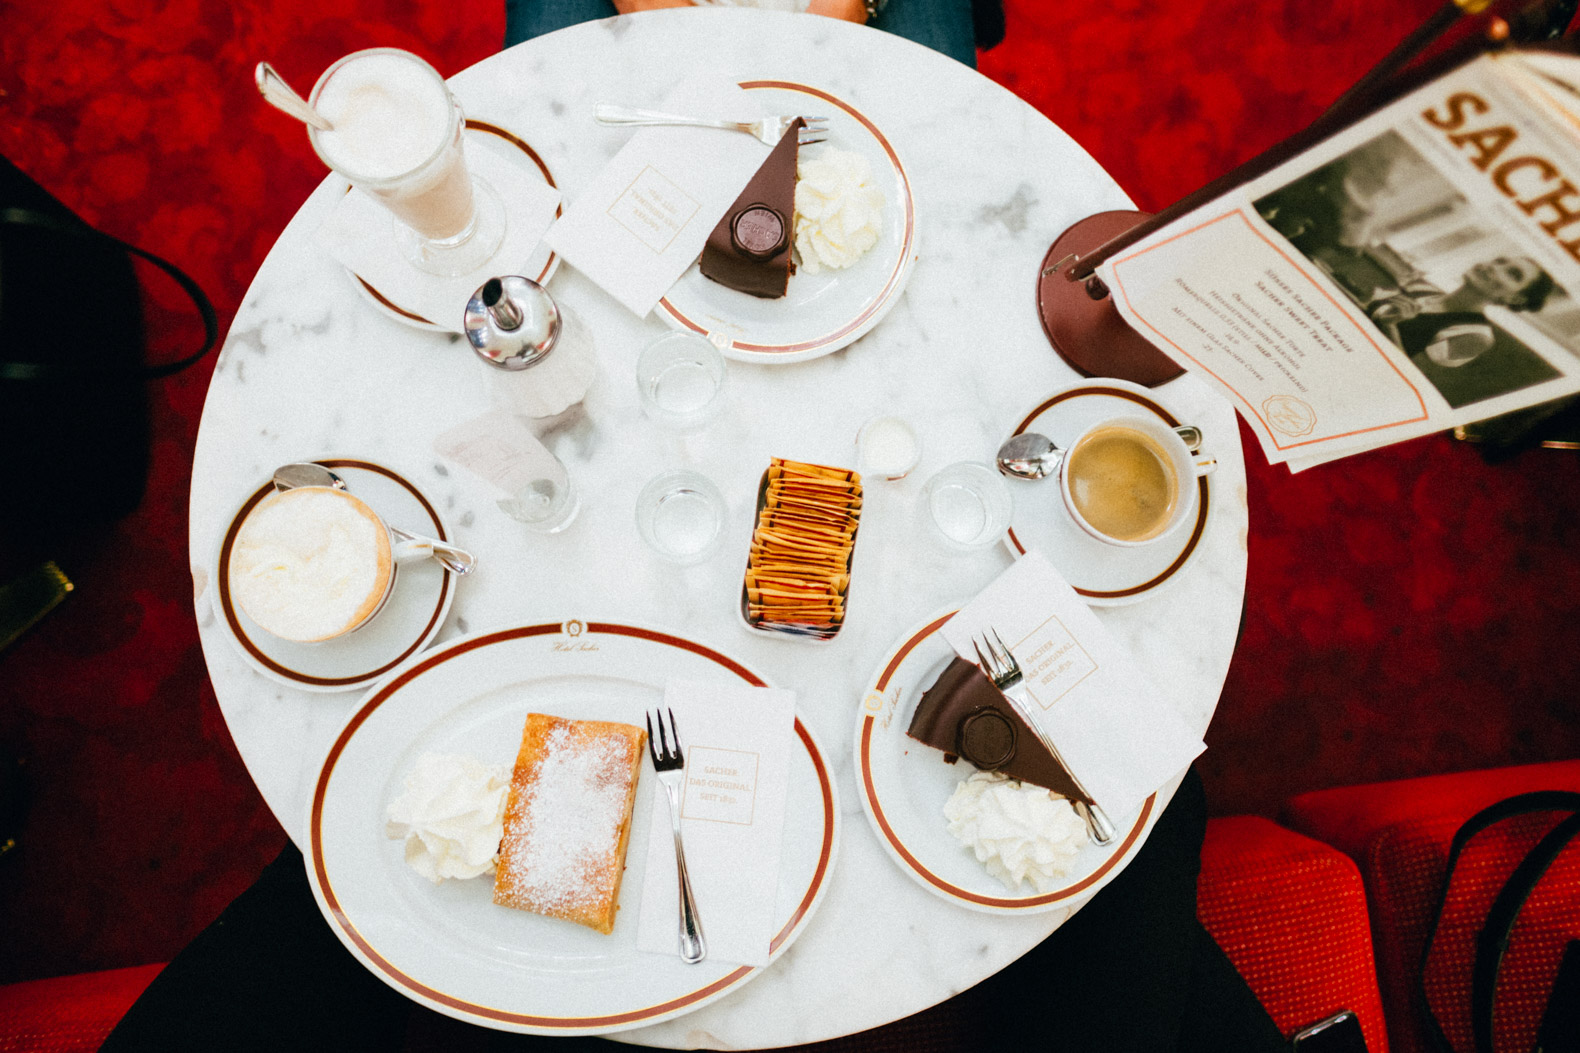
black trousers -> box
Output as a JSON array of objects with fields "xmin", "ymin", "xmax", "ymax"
[{"xmin": 102, "ymin": 768, "xmax": 1285, "ymax": 1052}]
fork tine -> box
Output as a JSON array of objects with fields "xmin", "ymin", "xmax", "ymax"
[
  {"xmin": 971, "ymin": 636, "xmax": 995, "ymax": 676},
  {"xmin": 645, "ymin": 711, "xmax": 659, "ymax": 763},
  {"xmin": 666, "ymin": 707, "xmax": 681, "ymax": 753},
  {"xmin": 798, "ymin": 133, "xmax": 828, "ymax": 146},
  {"xmin": 990, "ymin": 629, "xmax": 1017, "ymax": 672}
]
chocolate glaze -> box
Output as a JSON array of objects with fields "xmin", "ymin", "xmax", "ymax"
[
  {"xmin": 906, "ymin": 656, "xmax": 1088, "ymax": 803},
  {"xmin": 700, "ymin": 118, "xmax": 803, "ymax": 299}
]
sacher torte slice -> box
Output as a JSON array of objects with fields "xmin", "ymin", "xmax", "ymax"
[
  {"xmin": 906, "ymin": 657, "xmax": 1088, "ymax": 803},
  {"xmin": 700, "ymin": 118, "xmax": 804, "ymax": 299}
]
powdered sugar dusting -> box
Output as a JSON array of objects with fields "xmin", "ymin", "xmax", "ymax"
[{"xmin": 493, "ymin": 716, "xmax": 640, "ymax": 926}]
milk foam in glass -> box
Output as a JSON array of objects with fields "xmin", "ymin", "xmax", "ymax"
[{"xmin": 309, "ymin": 48, "xmax": 505, "ymax": 276}]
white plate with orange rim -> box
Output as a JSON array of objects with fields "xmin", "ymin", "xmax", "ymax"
[
  {"xmin": 1002, "ymin": 379, "xmax": 1215, "ymax": 607},
  {"xmin": 306, "ymin": 620, "xmax": 840, "ymax": 1035},
  {"xmin": 350, "ymin": 120, "xmax": 562, "ymax": 332},
  {"xmin": 655, "ymin": 79, "xmax": 917, "ymax": 364},
  {"xmin": 855, "ymin": 610, "xmax": 1173, "ymax": 914},
  {"xmin": 213, "ymin": 459, "xmax": 456, "ymax": 693}
]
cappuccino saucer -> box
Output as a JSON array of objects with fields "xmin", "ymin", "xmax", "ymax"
[
  {"xmin": 213, "ymin": 459, "xmax": 457, "ymax": 693},
  {"xmin": 1001, "ymin": 379, "xmax": 1212, "ymax": 607}
]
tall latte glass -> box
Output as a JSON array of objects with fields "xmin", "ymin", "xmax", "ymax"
[{"xmin": 309, "ymin": 48, "xmax": 505, "ymax": 276}]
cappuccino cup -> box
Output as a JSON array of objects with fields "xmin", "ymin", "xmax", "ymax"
[
  {"xmin": 227, "ymin": 486, "xmax": 431, "ymax": 642},
  {"xmin": 1057, "ymin": 416, "xmax": 1215, "ymax": 547}
]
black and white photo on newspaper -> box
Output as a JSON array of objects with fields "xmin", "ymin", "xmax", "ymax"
[{"xmin": 1097, "ymin": 47, "xmax": 1580, "ymax": 471}]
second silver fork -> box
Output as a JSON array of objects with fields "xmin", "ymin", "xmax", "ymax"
[
  {"xmin": 971, "ymin": 630, "xmax": 1118, "ymax": 847},
  {"xmin": 646, "ymin": 707, "xmax": 706, "ymax": 964},
  {"xmin": 595, "ymin": 104, "xmax": 829, "ymax": 146}
]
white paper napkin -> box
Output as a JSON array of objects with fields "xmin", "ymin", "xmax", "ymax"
[
  {"xmin": 314, "ymin": 140, "xmax": 563, "ymax": 332},
  {"xmin": 544, "ymin": 72, "xmax": 772, "ymax": 317},
  {"xmin": 635, "ymin": 679, "xmax": 794, "ymax": 968},
  {"xmin": 940, "ymin": 551, "xmax": 1205, "ymax": 819}
]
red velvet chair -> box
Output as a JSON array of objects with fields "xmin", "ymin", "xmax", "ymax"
[
  {"xmin": 1284, "ymin": 760, "xmax": 1580, "ymax": 1053},
  {"xmin": 0, "ymin": 815, "xmax": 1390, "ymax": 1052}
]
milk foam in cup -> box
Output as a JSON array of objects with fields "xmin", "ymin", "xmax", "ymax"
[
  {"xmin": 308, "ymin": 48, "xmax": 504, "ymax": 274},
  {"xmin": 228, "ymin": 486, "xmax": 404, "ymax": 642},
  {"xmin": 1057, "ymin": 416, "xmax": 1215, "ymax": 548}
]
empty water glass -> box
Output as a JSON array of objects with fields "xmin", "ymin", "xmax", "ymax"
[
  {"xmin": 636, "ymin": 332, "xmax": 727, "ymax": 430},
  {"xmin": 921, "ymin": 461, "xmax": 1013, "ymax": 550},
  {"xmin": 635, "ymin": 470, "xmax": 726, "ymax": 564}
]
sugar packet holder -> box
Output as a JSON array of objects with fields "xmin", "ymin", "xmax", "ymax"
[{"xmin": 738, "ymin": 458, "xmax": 863, "ymax": 643}]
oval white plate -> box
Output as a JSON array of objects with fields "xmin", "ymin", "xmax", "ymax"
[
  {"xmin": 655, "ymin": 80, "xmax": 918, "ymax": 364},
  {"xmin": 213, "ymin": 459, "xmax": 455, "ymax": 693},
  {"xmin": 1002, "ymin": 379, "xmax": 1215, "ymax": 607},
  {"xmin": 855, "ymin": 611, "xmax": 1169, "ymax": 914},
  {"xmin": 306, "ymin": 620, "xmax": 840, "ymax": 1035}
]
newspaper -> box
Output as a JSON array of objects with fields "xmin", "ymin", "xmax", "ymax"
[{"xmin": 1097, "ymin": 49, "xmax": 1580, "ymax": 471}]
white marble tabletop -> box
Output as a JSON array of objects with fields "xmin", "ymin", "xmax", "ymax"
[{"xmin": 189, "ymin": 9, "xmax": 1248, "ymax": 1049}]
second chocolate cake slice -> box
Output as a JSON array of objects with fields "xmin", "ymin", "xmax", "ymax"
[
  {"xmin": 906, "ymin": 656, "xmax": 1088, "ymax": 803},
  {"xmin": 700, "ymin": 118, "xmax": 803, "ymax": 299}
]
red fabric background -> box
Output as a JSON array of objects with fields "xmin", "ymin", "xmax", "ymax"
[{"xmin": 1, "ymin": 0, "xmax": 1578, "ymax": 987}]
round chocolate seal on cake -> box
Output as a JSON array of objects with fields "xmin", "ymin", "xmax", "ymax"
[
  {"xmin": 730, "ymin": 204, "xmax": 787, "ymax": 259},
  {"xmin": 956, "ymin": 707, "xmax": 1017, "ymax": 770}
]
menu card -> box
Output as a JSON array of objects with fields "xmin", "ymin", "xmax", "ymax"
[
  {"xmin": 635, "ymin": 679, "xmax": 794, "ymax": 968},
  {"xmin": 314, "ymin": 143, "xmax": 563, "ymax": 333},
  {"xmin": 544, "ymin": 72, "xmax": 771, "ymax": 317},
  {"xmin": 939, "ymin": 552, "xmax": 1205, "ymax": 819}
]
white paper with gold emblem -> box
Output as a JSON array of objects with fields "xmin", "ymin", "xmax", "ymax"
[{"xmin": 1097, "ymin": 51, "xmax": 1580, "ymax": 470}]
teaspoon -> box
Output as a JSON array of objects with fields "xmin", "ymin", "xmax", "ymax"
[
  {"xmin": 271, "ymin": 462, "xmax": 476, "ymax": 576},
  {"xmin": 995, "ymin": 426, "xmax": 1205, "ymax": 480}
]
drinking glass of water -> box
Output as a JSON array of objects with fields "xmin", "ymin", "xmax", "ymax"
[
  {"xmin": 635, "ymin": 470, "xmax": 726, "ymax": 564},
  {"xmin": 636, "ymin": 332, "xmax": 727, "ymax": 430},
  {"xmin": 921, "ymin": 461, "xmax": 1013, "ymax": 550}
]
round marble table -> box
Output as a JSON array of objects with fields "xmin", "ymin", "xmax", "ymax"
[{"xmin": 189, "ymin": 9, "xmax": 1248, "ymax": 1049}]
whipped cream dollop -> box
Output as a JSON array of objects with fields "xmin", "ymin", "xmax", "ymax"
[
  {"xmin": 385, "ymin": 752, "xmax": 511, "ymax": 884},
  {"xmin": 793, "ymin": 147, "xmax": 884, "ymax": 274},
  {"xmin": 944, "ymin": 771, "xmax": 1087, "ymax": 893}
]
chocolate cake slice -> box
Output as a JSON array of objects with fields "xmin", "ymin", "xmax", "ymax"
[
  {"xmin": 906, "ymin": 657, "xmax": 1088, "ymax": 803},
  {"xmin": 700, "ymin": 118, "xmax": 803, "ymax": 299}
]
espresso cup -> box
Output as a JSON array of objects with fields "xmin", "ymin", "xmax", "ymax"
[
  {"xmin": 1057, "ymin": 416, "xmax": 1215, "ymax": 547},
  {"xmin": 227, "ymin": 486, "xmax": 432, "ymax": 642}
]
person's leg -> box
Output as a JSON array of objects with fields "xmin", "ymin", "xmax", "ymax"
[
  {"xmin": 504, "ymin": 0, "xmax": 619, "ymax": 49},
  {"xmin": 967, "ymin": 769, "xmax": 1286, "ymax": 1053},
  {"xmin": 868, "ymin": 0, "xmax": 978, "ymax": 68},
  {"xmin": 101, "ymin": 844, "xmax": 411, "ymax": 1052}
]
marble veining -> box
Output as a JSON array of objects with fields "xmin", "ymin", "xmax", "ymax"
[{"xmin": 188, "ymin": 10, "xmax": 1248, "ymax": 1050}]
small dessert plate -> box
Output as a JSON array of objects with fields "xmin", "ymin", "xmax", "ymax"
[
  {"xmin": 1003, "ymin": 379, "xmax": 1214, "ymax": 607},
  {"xmin": 855, "ymin": 611, "xmax": 1173, "ymax": 914},
  {"xmin": 656, "ymin": 80, "xmax": 918, "ymax": 364},
  {"xmin": 350, "ymin": 121, "xmax": 562, "ymax": 333},
  {"xmin": 213, "ymin": 459, "xmax": 456, "ymax": 693}
]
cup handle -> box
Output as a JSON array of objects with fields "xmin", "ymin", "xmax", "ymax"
[{"xmin": 1191, "ymin": 454, "xmax": 1217, "ymax": 477}]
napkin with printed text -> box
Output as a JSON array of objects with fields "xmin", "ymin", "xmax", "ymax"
[
  {"xmin": 940, "ymin": 551, "xmax": 1205, "ymax": 819},
  {"xmin": 635, "ymin": 679, "xmax": 794, "ymax": 968},
  {"xmin": 544, "ymin": 72, "xmax": 772, "ymax": 316}
]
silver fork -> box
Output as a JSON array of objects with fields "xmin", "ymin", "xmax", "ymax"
[
  {"xmin": 646, "ymin": 708, "xmax": 706, "ymax": 964},
  {"xmin": 971, "ymin": 630, "xmax": 1118, "ymax": 847},
  {"xmin": 594, "ymin": 104, "xmax": 829, "ymax": 146}
]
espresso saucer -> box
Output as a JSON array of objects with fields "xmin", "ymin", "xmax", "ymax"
[
  {"xmin": 1001, "ymin": 379, "xmax": 1213, "ymax": 607},
  {"xmin": 213, "ymin": 459, "xmax": 457, "ymax": 693},
  {"xmin": 349, "ymin": 121, "xmax": 562, "ymax": 333}
]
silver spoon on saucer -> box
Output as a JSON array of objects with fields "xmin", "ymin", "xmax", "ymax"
[
  {"xmin": 271, "ymin": 463, "xmax": 476, "ymax": 576},
  {"xmin": 995, "ymin": 426, "xmax": 1204, "ymax": 480}
]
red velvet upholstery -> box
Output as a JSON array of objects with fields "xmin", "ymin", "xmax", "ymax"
[
  {"xmin": 1199, "ymin": 816, "xmax": 1390, "ymax": 1052},
  {"xmin": 0, "ymin": 817, "xmax": 1390, "ymax": 1051},
  {"xmin": 0, "ymin": 963, "xmax": 161, "ymax": 1052},
  {"xmin": 1285, "ymin": 762, "xmax": 1580, "ymax": 1053}
]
